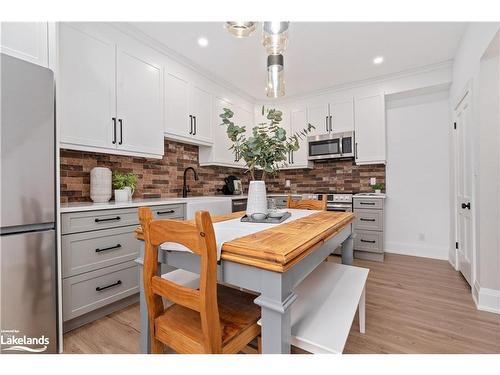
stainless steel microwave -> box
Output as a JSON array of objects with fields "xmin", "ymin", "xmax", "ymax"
[{"xmin": 307, "ymin": 131, "xmax": 355, "ymax": 160}]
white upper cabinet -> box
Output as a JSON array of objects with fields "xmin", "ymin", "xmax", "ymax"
[
  {"xmin": 307, "ymin": 102, "xmax": 330, "ymax": 136},
  {"xmin": 329, "ymin": 98, "xmax": 354, "ymax": 133},
  {"xmin": 289, "ymin": 107, "xmax": 313, "ymax": 169},
  {"xmin": 1, "ymin": 22, "xmax": 49, "ymax": 67},
  {"xmin": 116, "ymin": 45, "xmax": 163, "ymax": 156},
  {"xmin": 58, "ymin": 23, "xmax": 116, "ymax": 150},
  {"xmin": 164, "ymin": 66, "xmax": 213, "ymax": 146},
  {"xmin": 58, "ymin": 23, "xmax": 164, "ymax": 158},
  {"xmin": 354, "ymin": 93, "xmax": 386, "ymax": 165}
]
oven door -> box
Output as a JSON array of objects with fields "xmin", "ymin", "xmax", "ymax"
[{"xmin": 327, "ymin": 203, "xmax": 353, "ymax": 212}]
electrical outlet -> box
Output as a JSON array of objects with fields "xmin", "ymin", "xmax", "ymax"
[
  {"xmin": 370, "ymin": 177, "xmax": 376, "ymax": 185},
  {"xmin": 285, "ymin": 179, "xmax": 291, "ymax": 188}
]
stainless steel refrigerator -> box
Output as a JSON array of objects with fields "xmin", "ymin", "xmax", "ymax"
[{"xmin": 1, "ymin": 53, "xmax": 57, "ymax": 353}]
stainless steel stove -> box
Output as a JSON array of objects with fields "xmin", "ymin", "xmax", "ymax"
[{"xmin": 315, "ymin": 193, "xmax": 353, "ymax": 212}]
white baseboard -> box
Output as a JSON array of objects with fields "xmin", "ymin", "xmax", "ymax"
[
  {"xmin": 385, "ymin": 241, "xmax": 449, "ymax": 260},
  {"xmin": 473, "ymin": 281, "xmax": 500, "ymax": 314}
]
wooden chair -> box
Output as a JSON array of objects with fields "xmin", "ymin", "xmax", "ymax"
[
  {"xmin": 287, "ymin": 194, "xmax": 328, "ymax": 211},
  {"xmin": 138, "ymin": 207, "xmax": 261, "ymax": 354}
]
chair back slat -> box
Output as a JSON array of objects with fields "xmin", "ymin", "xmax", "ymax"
[
  {"xmin": 151, "ymin": 276, "xmax": 201, "ymax": 312},
  {"xmin": 287, "ymin": 194, "xmax": 328, "ymax": 211},
  {"xmin": 138, "ymin": 207, "xmax": 222, "ymax": 353}
]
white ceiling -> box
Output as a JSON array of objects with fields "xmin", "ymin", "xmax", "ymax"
[{"xmin": 132, "ymin": 22, "xmax": 467, "ymax": 100}]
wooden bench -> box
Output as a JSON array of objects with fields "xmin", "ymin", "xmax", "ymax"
[{"xmin": 260, "ymin": 262, "xmax": 368, "ymax": 354}]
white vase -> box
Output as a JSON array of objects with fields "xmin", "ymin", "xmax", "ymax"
[
  {"xmin": 123, "ymin": 186, "xmax": 135, "ymax": 201},
  {"xmin": 114, "ymin": 189, "xmax": 129, "ymax": 203},
  {"xmin": 90, "ymin": 167, "xmax": 112, "ymax": 203},
  {"xmin": 375, "ymin": 189, "xmax": 382, "ymax": 194},
  {"xmin": 246, "ymin": 181, "xmax": 267, "ymax": 216}
]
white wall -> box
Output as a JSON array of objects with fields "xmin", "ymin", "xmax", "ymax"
[
  {"xmin": 385, "ymin": 90, "xmax": 451, "ymax": 259},
  {"xmin": 449, "ymin": 22, "xmax": 500, "ymax": 313}
]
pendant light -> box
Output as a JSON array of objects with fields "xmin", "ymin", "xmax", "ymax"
[
  {"xmin": 262, "ymin": 22, "xmax": 289, "ymax": 54},
  {"xmin": 225, "ymin": 22, "xmax": 256, "ymax": 38},
  {"xmin": 266, "ymin": 54, "xmax": 285, "ymax": 98}
]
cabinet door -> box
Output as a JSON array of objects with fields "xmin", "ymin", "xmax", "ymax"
[
  {"xmin": 190, "ymin": 85, "xmax": 212, "ymax": 142},
  {"xmin": 165, "ymin": 69, "xmax": 190, "ymax": 137},
  {"xmin": 330, "ymin": 98, "xmax": 354, "ymax": 132},
  {"xmin": 306, "ymin": 102, "xmax": 330, "ymax": 136},
  {"xmin": 116, "ymin": 46, "xmax": 164, "ymax": 157},
  {"xmin": 290, "ymin": 108, "xmax": 312, "ymax": 168},
  {"xmin": 354, "ymin": 94, "xmax": 386, "ymax": 165},
  {"xmin": 58, "ymin": 23, "xmax": 117, "ymax": 149},
  {"xmin": 213, "ymin": 98, "xmax": 237, "ymax": 164},
  {"xmin": 1, "ymin": 22, "xmax": 48, "ymax": 67},
  {"xmin": 234, "ymin": 105, "xmax": 254, "ymax": 167}
]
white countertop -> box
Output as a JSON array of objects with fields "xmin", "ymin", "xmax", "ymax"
[
  {"xmin": 60, "ymin": 193, "xmax": 302, "ymax": 213},
  {"xmin": 353, "ymin": 193, "xmax": 387, "ymax": 199}
]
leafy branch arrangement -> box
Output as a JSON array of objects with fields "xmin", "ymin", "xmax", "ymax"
[
  {"xmin": 371, "ymin": 183, "xmax": 385, "ymax": 191},
  {"xmin": 220, "ymin": 106, "xmax": 315, "ymax": 180},
  {"xmin": 112, "ymin": 172, "xmax": 138, "ymax": 190}
]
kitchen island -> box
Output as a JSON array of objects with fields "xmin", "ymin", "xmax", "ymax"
[{"xmin": 135, "ymin": 209, "xmax": 355, "ymax": 354}]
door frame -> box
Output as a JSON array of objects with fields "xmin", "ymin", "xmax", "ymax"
[{"xmin": 452, "ymin": 80, "xmax": 477, "ymax": 287}]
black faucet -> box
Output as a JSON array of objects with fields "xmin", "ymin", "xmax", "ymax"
[{"xmin": 182, "ymin": 167, "xmax": 199, "ymax": 198}]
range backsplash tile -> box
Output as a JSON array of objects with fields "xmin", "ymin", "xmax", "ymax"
[{"xmin": 60, "ymin": 140, "xmax": 385, "ymax": 203}]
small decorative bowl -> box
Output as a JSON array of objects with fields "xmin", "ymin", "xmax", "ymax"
[
  {"xmin": 268, "ymin": 211, "xmax": 284, "ymax": 218},
  {"xmin": 250, "ymin": 213, "xmax": 268, "ymax": 221}
]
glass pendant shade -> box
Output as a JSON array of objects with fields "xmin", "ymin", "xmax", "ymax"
[
  {"xmin": 225, "ymin": 22, "xmax": 256, "ymax": 38},
  {"xmin": 262, "ymin": 22, "xmax": 289, "ymax": 54},
  {"xmin": 266, "ymin": 54, "xmax": 285, "ymax": 98}
]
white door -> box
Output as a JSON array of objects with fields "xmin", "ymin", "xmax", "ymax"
[
  {"xmin": 307, "ymin": 102, "xmax": 330, "ymax": 136},
  {"xmin": 1, "ymin": 22, "xmax": 48, "ymax": 67},
  {"xmin": 164, "ymin": 69, "xmax": 191, "ymax": 138},
  {"xmin": 213, "ymin": 98, "xmax": 236, "ymax": 164},
  {"xmin": 58, "ymin": 23, "xmax": 117, "ymax": 149},
  {"xmin": 290, "ymin": 108, "xmax": 310, "ymax": 168},
  {"xmin": 354, "ymin": 94, "xmax": 386, "ymax": 165},
  {"xmin": 190, "ymin": 85, "xmax": 212, "ymax": 142},
  {"xmin": 330, "ymin": 98, "xmax": 354, "ymax": 133},
  {"xmin": 455, "ymin": 91, "xmax": 473, "ymax": 285},
  {"xmin": 116, "ymin": 46, "xmax": 164, "ymax": 157},
  {"xmin": 234, "ymin": 105, "xmax": 254, "ymax": 167}
]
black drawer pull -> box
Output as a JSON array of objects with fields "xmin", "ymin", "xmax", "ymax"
[
  {"xmin": 360, "ymin": 202, "xmax": 375, "ymax": 205},
  {"xmin": 360, "ymin": 239, "xmax": 376, "ymax": 244},
  {"xmin": 156, "ymin": 210, "xmax": 175, "ymax": 215},
  {"xmin": 360, "ymin": 218, "xmax": 376, "ymax": 222},
  {"xmin": 95, "ymin": 216, "xmax": 121, "ymax": 223},
  {"xmin": 96, "ymin": 280, "xmax": 122, "ymax": 292},
  {"xmin": 95, "ymin": 244, "xmax": 121, "ymax": 253}
]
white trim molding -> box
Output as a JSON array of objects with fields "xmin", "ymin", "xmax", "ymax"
[
  {"xmin": 473, "ymin": 281, "xmax": 500, "ymax": 314},
  {"xmin": 385, "ymin": 242, "xmax": 449, "ymax": 261}
]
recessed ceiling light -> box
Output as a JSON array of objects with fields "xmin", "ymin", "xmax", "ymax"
[
  {"xmin": 373, "ymin": 56, "xmax": 384, "ymax": 65},
  {"xmin": 197, "ymin": 37, "xmax": 208, "ymax": 47}
]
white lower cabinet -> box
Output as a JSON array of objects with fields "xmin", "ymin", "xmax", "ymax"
[
  {"xmin": 58, "ymin": 23, "xmax": 164, "ymax": 158},
  {"xmin": 1, "ymin": 22, "xmax": 49, "ymax": 67},
  {"xmin": 354, "ymin": 93, "xmax": 386, "ymax": 165}
]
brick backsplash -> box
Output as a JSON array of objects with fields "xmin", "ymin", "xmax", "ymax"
[{"xmin": 60, "ymin": 140, "xmax": 385, "ymax": 203}]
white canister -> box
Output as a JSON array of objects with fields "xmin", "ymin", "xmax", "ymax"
[
  {"xmin": 123, "ymin": 186, "xmax": 135, "ymax": 200},
  {"xmin": 246, "ymin": 181, "xmax": 267, "ymax": 216},
  {"xmin": 90, "ymin": 167, "xmax": 112, "ymax": 203},
  {"xmin": 114, "ymin": 189, "xmax": 129, "ymax": 203}
]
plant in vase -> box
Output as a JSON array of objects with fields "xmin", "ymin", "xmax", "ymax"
[
  {"xmin": 371, "ymin": 183, "xmax": 385, "ymax": 194},
  {"xmin": 220, "ymin": 106, "xmax": 314, "ymax": 215},
  {"xmin": 113, "ymin": 172, "xmax": 138, "ymax": 202}
]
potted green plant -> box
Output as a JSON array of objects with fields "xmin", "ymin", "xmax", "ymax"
[
  {"xmin": 220, "ymin": 106, "xmax": 314, "ymax": 215},
  {"xmin": 113, "ymin": 172, "xmax": 138, "ymax": 202},
  {"xmin": 371, "ymin": 183, "xmax": 385, "ymax": 194}
]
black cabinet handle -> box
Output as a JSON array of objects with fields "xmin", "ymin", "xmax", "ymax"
[
  {"xmin": 325, "ymin": 116, "xmax": 328, "ymax": 131},
  {"xmin": 118, "ymin": 119, "xmax": 123, "ymax": 145},
  {"xmin": 193, "ymin": 116, "xmax": 197, "ymax": 135},
  {"xmin": 360, "ymin": 218, "xmax": 376, "ymax": 222},
  {"xmin": 96, "ymin": 280, "xmax": 122, "ymax": 292},
  {"xmin": 360, "ymin": 202, "xmax": 375, "ymax": 205},
  {"xmin": 95, "ymin": 216, "xmax": 121, "ymax": 223},
  {"xmin": 189, "ymin": 115, "xmax": 193, "ymax": 134},
  {"xmin": 95, "ymin": 244, "xmax": 121, "ymax": 253},
  {"xmin": 112, "ymin": 117, "xmax": 117, "ymax": 144},
  {"xmin": 355, "ymin": 142, "xmax": 358, "ymax": 159},
  {"xmin": 461, "ymin": 202, "xmax": 471, "ymax": 210},
  {"xmin": 291, "ymin": 150, "xmax": 294, "ymax": 164},
  {"xmin": 360, "ymin": 239, "xmax": 376, "ymax": 244},
  {"xmin": 329, "ymin": 115, "xmax": 333, "ymax": 132},
  {"xmin": 156, "ymin": 209, "xmax": 175, "ymax": 215}
]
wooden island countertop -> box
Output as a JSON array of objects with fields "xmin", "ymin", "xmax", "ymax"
[{"xmin": 135, "ymin": 210, "xmax": 355, "ymax": 272}]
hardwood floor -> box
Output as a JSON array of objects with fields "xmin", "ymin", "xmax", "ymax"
[{"xmin": 63, "ymin": 253, "xmax": 500, "ymax": 354}]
